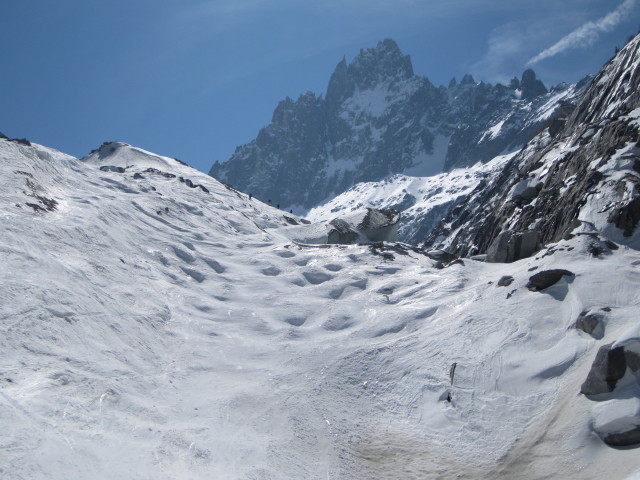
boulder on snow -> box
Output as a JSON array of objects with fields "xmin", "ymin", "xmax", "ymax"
[
  {"xmin": 591, "ymin": 398, "xmax": 640, "ymax": 447},
  {"xmin": 601, "ymin": 426, "xmax": 640, "ymax": 447},
  {"xmin": 526, "ymin": 269, "xmax": 574, "ymax": 291},
  {"xmin": 327, "ymin": 219, "xmax": 359, "ymax": 244},
  {"xmin": 581, "ymin": 343, "xmax": 627, "ymax": 396},
  {"xmin": 425, "ymin": 249, "xmax": 458, "ymax": 263},
  {"xmin": 497, "ymin": 275, "xmax": 514, "ymax": 287},
  {"xmin": 357, "ymin": 208, "xmax": 401, "ymax": 242},
  {"xmin": 327, "ymin": 208, "xmax": 400, "ymax": 245},
  {"xmin": 100, "ymin": 165, "xmax": 126, "ymax": 173},
  {"xmin": 11, "ymin": 138, "xmax": 32, "ymax": 146},
  {"xmin": 486, "ymin": 230, "xmax": 541, "ymax": 263},
  {"xmin": 575, "ymin": 308, "xmax": 607, "ymax": 339},
  {"xmin": 612, "ymin": 325, "xmax": 640, "ymax": 375}
]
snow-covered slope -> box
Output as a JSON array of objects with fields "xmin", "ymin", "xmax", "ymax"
[
  {"xmin": 307, "ymin": 153, "xmax": 517, "ymax": 245},
  {"xmin": 2, "ymin": 136, "xmax": 640, "ymax": 479}
]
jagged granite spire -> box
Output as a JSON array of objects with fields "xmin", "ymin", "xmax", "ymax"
[
  {"xmin": 520, "ymin": 69, "xmax": 547, "ymax": 100},
  {"xmin": 210, "ymin": 39, "xmax": 582, "ymax": 211}
]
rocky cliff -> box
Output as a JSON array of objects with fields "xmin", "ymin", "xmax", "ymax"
[
  {"xmin": 424, "ymin": 34, "xmax": 640, "ymax": 258},
  {"xmin": 209, "ymin": 39, "xmax": 585, "ymax": 211}
]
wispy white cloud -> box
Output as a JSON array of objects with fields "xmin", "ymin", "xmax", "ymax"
[
  {"xmin": 528, "ymin": 0, "xmax": 638, "ymax": 64},
  {"xmin": 470, "ymin": 19, "xmax": 557, "ymax": 84}
]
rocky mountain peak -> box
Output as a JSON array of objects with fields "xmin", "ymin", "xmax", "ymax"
[
  {"xmin": 326, "ymin": 57, "xmax": 354, "ymax": 110},
  {"xmin": 271, "ymin": 92, "xmax": 322, "ymax": 127},
  {"xmin": 520, "ymin": 68, "xmax": 547, "ymax": 99},
  {"xmin": 350, "ymin": 38, "xmax": 413, "ymax": 83},
  {"xmin": 210, "ymin": 38, "xmax": 584, "ymax": 211},
  {"xmin": 459, "ymin": 74, "xmax": 476, "ymax": 86},
  {"xmin": 565, "ymin": 34, "xmax": 640, "ymax": 131},
  {"xmin": 326, "ymin": 39, "xmax": 414, "ymax": 108}
]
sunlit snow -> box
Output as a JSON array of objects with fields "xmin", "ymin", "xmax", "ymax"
[{"xmin": 1, "ymin": 139, "xmax": 640, "ymax": 479}]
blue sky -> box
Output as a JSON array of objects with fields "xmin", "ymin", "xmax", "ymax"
[{"xmin": 1, "ymin": 0, "xmax": 638, "ymax": 173}]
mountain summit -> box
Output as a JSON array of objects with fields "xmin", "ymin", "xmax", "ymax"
[{"xmin": 209, "ymin": 40, "xmax": 586, "ymax": 212}]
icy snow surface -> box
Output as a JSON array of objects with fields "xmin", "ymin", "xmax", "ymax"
[
  {"xmin": 2, "ymin": 139, "xmax": 640, "ymax": 479},
  {"xmin": 308, "ymin": 153, "xmax": 516, "ymax": 244}
]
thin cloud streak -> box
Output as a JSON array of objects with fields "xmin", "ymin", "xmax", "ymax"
[{"xmin": 528, "ymin": 0, "xmax": 637, "ymax": 64}]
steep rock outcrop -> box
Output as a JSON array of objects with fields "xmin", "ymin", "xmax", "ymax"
[
  {"xmin": 210, "ymin": 39, "xmax": 584, "ymax": 211},
  {"xmin": 424, "ymin": 34, "xmax": 640, "ymax": 256}
]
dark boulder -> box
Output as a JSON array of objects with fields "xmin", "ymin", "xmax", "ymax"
[
  {"xmin": 575, "ymin": 309, "xmax": 605, "ymax": 338},
  {"xmin": 100, "ymin": 166, "xmax": 126, "ymax": 173},
  {"xmin": 526, "ymin": 269, "xmax": 574, "ymax": 291},
  {"xmin": 497, "ymin": 275, "xmax": 514, "ymax": 287},
  {"xmin": 144, "ymin": 168, "xmax": 176, "ymax": 179},
  {"xmin": 327, "ymin": 208, "xmax": 401, "ymax": 245},
  {"xmin": 357, "ymin": 208, "xmax": 401, "ymax": 242},
  {"xmin": 580, "ymin": 344, "xmax": 627, "ymax": 396},
  {"xmin": 12, "ymin": 138, "xmax": 32, "ymax": 146},
  {"xmin": 486, "ymin": 230, "xmax": 541, "ymax": 263},
  {"xmin": 327, "ymin": 219, "xmax": 359, "ymax": 244},
  {"xmin": 601, "ymin": 426, "xmax": 640, "ymax": 447},
  {"xmin": 425, "ymin": 249, "xmax": 457, "ymax": 263}
]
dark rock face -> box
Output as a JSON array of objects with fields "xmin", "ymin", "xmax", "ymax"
[
  {"xmin": 520, "ymin": 69, "xmax": 548, "ymax": 100},
  {"xmin": 424, "ymin": 34, "xmax": 640, "ymax": 255},
  {"xmin": 609, "ymin": 195, "xmax": 640, "ymax": 237},
  {"xmin": 580, "ymin": 344, "xmax": 627, "ymax": 396},
  {"xmin": 526, "ymin": 269, "xmax": 574, "ymax": 291},
  {"xmin": 210, "ymin": 39, "xmax": 581, "ymax": 210},
  {"xmin": 626, "ymin": 349, "xmax": 640, "ymax": 372},
  {"xmin": 486, "ymin": 230, "xmax": 540, "ymax": 263}
]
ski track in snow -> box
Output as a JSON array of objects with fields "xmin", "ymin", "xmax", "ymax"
[{"xmin": 1, "ymin": 140, "xmax": 640, "ymax": 479}]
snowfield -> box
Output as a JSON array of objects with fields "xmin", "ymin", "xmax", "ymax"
[
  {"xmin": 307, "ymin": 153, "xmax": 517, "ymax": 245},
  {"xmin": 1, "ymin": 139, "xmax": 640, "ymax": 479}
]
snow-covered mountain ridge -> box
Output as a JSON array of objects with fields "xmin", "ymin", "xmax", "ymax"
[
  {"xmin": 209, "ymin": 39, "xmax": 587, "ymax": 212},
  {"xmin": 424, "ymin": 32, "xmax": 640, "ymax": 256},
  {"xmin": 307, "ymin": 153, "xmax": 517, "ymax": 245},
  {"xmin": 311, "ymin": 35, "xmax": 640, "ymax": 255}
]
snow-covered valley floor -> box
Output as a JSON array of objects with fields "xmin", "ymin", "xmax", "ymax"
[{"xmin": 2, "ymin": 140, "xmax": 640, "ymax": 479}]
